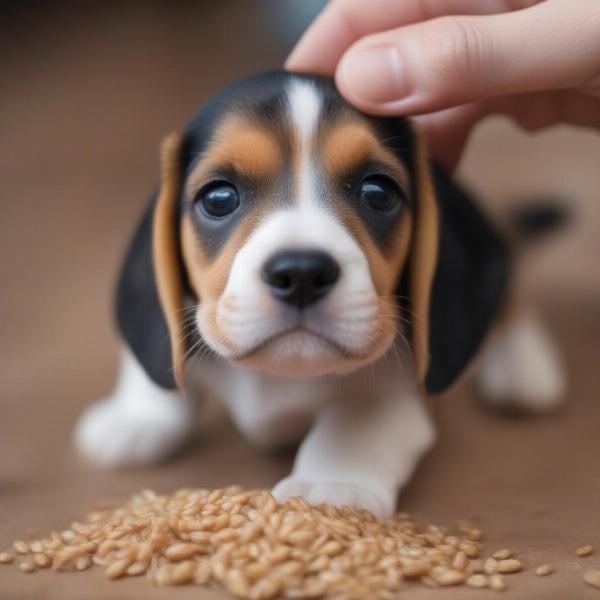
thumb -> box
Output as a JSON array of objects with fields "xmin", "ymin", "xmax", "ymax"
[{"xmin": 335, "ymin": 0, "xmax": 600, "ymax": 116}]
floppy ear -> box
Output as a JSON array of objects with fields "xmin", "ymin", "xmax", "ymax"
[
  {"xmin": 406, "ymin": 134, "xmax": 439, "ymax": 385},
  {"xmin": 407, "ymin": 132, "xmax": 510, "ymax": 394},
  {"xmin": 115, "ymin": 133, "xmax": 188, "ymax": 389}
]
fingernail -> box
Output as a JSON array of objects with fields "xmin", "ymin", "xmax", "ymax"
[{"xmin": 339, "ymin": 46, "xmax": 408, "ymax": 105}]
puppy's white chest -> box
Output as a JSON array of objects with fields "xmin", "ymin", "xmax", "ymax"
[{"xmin": 191, "ymin": 359, "xmax": 334, "ymax": 449}]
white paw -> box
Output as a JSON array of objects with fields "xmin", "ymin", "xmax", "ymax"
[
  {"xmin": 476, "ymin": 314, "xmax": 566, "ymax": 413},
  {"xmin": 272, "ymin": 477, "xmax": 395, "ymax": 521},
  {"xmin": 74, "ymin": 397, "xmax": 194, "ymax": 468},
  {"xmin": 481, "ymin": 368, "xmax": 564, "ymax": 413}
]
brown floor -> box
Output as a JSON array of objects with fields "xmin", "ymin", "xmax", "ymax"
[{"xmin": 1, "ymin": 3, "xmax": 600, "ymax": 599}]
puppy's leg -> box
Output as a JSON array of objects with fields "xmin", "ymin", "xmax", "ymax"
[
  {"xmin": 272, "ymin": 385, "xmax": 435, "ymax": 520},
  {"xmin": 475, "ymin": 311, "xmax": 566, "ymax": 413},
  {"xmin": 75, "ymin": 346, "xmax": 196, "ymax": 467}
]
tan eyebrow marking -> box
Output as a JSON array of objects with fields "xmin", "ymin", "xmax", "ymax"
[
  {"xmin": 321, "ymin": 121, "xmax": 409, "ymax": 186},
  {"xmin": 186, "ymin": 116, "xmax": 282, "ymax": 196},
  {"xmin": 322, "ymin": 123, "xmax": 375, "ymax": 177}
]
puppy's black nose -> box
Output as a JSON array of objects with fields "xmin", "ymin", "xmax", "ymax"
[{"xmin": 261, "ymin": 250, "xmax": 340, "ymax": 309}]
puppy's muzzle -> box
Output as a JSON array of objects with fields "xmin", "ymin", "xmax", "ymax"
[{"xmin": 261, "ymin": 249, "xmax": 340, "ymax": 309}]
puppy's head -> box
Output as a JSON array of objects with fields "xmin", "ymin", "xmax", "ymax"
[{"xmin": 117, "ymin": 72, "xmax": 508, "ymax": 392}]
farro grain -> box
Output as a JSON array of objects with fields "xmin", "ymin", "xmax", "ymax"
[
  {"xmin": 319, "ymin": 569, "xmax": 346, "ymax": 584},
  {"xmin": 278, "ymin": 560, "xmax": 304, "ymax": 577},
  {"xmin": 19, "ymin": 560, "xmax": 35, "ymax": 573},
  {"xmin": 250, "ymin": 577, "xmax": 281, "ymax": 600},
  {"xmin": 496, "ymin": 559, "xmax": 522, "ymax": 574},
  {"xmin": 153, "ymin": 564, "xmax": 173, "ymax": 586},
  {"xmin": 164, "ymin": 543, "xmax": 204, "ymax": 560},
  {"xmin": 194, "ymin": 560, "xmax": 211, "ymax": 584},
  {"xmin": 435, "ymin": 569, "xmax": 465, "ymax": 585},
  {"xmin": 171, "ymin": 560, "xmax": 196, "ymax": 585},
  {"xmin": 4, "ymin": 486, "xmax": 533, "ymax": 598},
  {"xmin": 76, "ymin": 556, "xmax": 92, "ymax": 571},
  {"xmin": 267, "ymin": 546, "xmax": 290, "ymax": 564},
  {"xmin": 33, "ymin": 553, "xmax": 51, "ymax": 568},
  {"xmin": 287, "ymin": 530, "xmax": 315, "ymax": 546},
  {"xmin": 307, "ymin": 555, "xmax": 330, "ymax": 573},
  {"xmin": 452, "ymin": 550, "xmax": 468, "ymax": 571},
  {"xmin": 13, "ymin": 541, "xmax": 29, "ymax": 554},
  {"xmin": 484, "ymin": 557, "xmax": 498, "ymax": 574},
  {"xmin": 535, "ymin": 564, "xmax": 554, "ymax": 576},
  {"xmin": 320, "ymin": 541, "xmax": 342, "ymax": 557},
  {"xmin": 576, "ymin": 545, "xmax": 593, "ymax": 557},
  {"xmin": 583, "ymin": 570, "xmax": 600, "ymax": 589},
  {"xmin": 489, "ymin": 573, "xmax": 507, "ymax": 591},
  {"xmin": 30, "ymin": 541, "xmax": 44, "ymax": 554},
  {"xmin": 105, "ymin": 558, "xmax": 131, "ymax": 579},
  {"xmin": 125, "ymin": 561, "xmax": 147, "ymax": 576},
  {"xmin": 421, "ymin": 575, "xmax": 439, "ymax": 588},
  {"xmin": 0, "ymin": 552, "xmax": 14, "ymax": 564},
  {"xmin": 402, "ymin": 561, "xmax": 430, "ymax": 577},
  {"xmin": 461, "ymin": 542, "xmax": 481, "ymax": 558},
  {"xmin": 226, "ymin": 569, "xmax": 250, "ymax": 596},
  {"xmin": 467, "ymin": 574, "xmax": 488, "ymax": 588}
]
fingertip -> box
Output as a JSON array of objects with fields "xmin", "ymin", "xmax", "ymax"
[
  {"xmin": 334, "ymin": 43, "xmax": 414, "ymax": 116},
  {"xmin": 284, "ymin": 47, "xmax": 329, "ymax": 75},
  {"xmin": 284, "ymin": 34, "xmax": 314, "ymax": 72},
  {"xmin": 284, "ymin": 3, "xmax": 358, "ymax": 76},
  {"xmin": 283, "ymin": 52, "xmax": 301, "ymax": 72},
  {"xmin": 285, "ymin": 42, "xmax": 337, "ymax": 76}
]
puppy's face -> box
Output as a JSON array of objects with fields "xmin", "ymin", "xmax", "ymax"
[{"xmin": 179, "ymin": 77, "xmax": 416, "ymax": 377}]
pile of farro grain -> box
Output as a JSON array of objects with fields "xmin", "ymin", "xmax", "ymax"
[{"xmin": 0, "ymin": 486, "xmax": 535, "ymax": 598}]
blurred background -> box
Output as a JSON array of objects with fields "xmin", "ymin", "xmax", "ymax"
[{"xmin": 1, "ymin": 2, "xmax": 599, "ymax": 598}]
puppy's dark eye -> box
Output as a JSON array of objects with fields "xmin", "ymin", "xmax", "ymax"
[
  {"xmin": 194, "ymin": 182, "xmax": 240, "ymax": 218},
  {"xmin": 359, "ymin": 177, "xmax": 402, "ymax": 212}
]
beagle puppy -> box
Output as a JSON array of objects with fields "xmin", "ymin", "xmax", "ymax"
[{"xmin": 75, "ymin": 71, "xmax": 564, "ymax": 519}]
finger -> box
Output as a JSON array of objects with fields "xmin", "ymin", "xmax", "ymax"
[
  {"xmin": 421, "ymin": 90, "xmax": 600, "ymax": 170},
  {"xmin": 285, "ymin": 0, "xmax": 540, "ymax": 75},
  {"xmin": 487, "ymin": 91, "xmax": 600, "ymax": 131},
  {"xmin": 334, "ymin": 0, "xmax": 600, "ymax": 116}
]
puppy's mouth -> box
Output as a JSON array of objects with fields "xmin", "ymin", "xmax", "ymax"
[
  {"xmin": 228, "ymin": 319, "xmax": 394, "ymax": 378},
  {"xmin": 233, "ymin": 325, "xmax": 356, "ymax": 362},
  {"xmin": 200, "ymin": 297, "xmax": 398, "ymax": 378}
]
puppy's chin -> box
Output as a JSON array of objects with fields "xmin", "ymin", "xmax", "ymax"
[
  {"xmin": 233, "ymin": 328, "xmax": 395, "ymax": 379},
  {"xmin": 197, "ymin": 304, "xmax": 398, "ymax": 378}
]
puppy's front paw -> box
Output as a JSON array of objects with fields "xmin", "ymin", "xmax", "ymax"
[
  {"xmin": 74, "ymin": 398, "xmax": 193, "ymax": 468},
  {"xmin": 272, "ymin": 477, "xmax": 395, "ymax": 521}
]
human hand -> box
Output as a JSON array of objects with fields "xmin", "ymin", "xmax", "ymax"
[{"xmin": 286, "ymin": 0, "xmax": 600, "ymax": 170}]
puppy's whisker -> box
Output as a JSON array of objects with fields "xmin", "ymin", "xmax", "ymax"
[
  {"xmin": 182, "ymin": 337, "xmax": 205, "ymax": 362},
  {"xmin": 376, "ymin": 299, "xmax": 427, "ymax": 329},
  {"xmin": 377, "ymin": 314, "xmax": 412, "ymax": 359},
  {"xmin": 392, "ymin": 329, "xmax": 412, "ymax": 362},
  {"xmin": 179, "ymin": 319, "xmax": 199, "ymax": 330},
  {"xmin": 196, "ymin": 344, "xmax": 214, "ymax": 364},
  {"xmin": 385, "ymin": 296, "xmax": 429, "ymax": 327}
]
